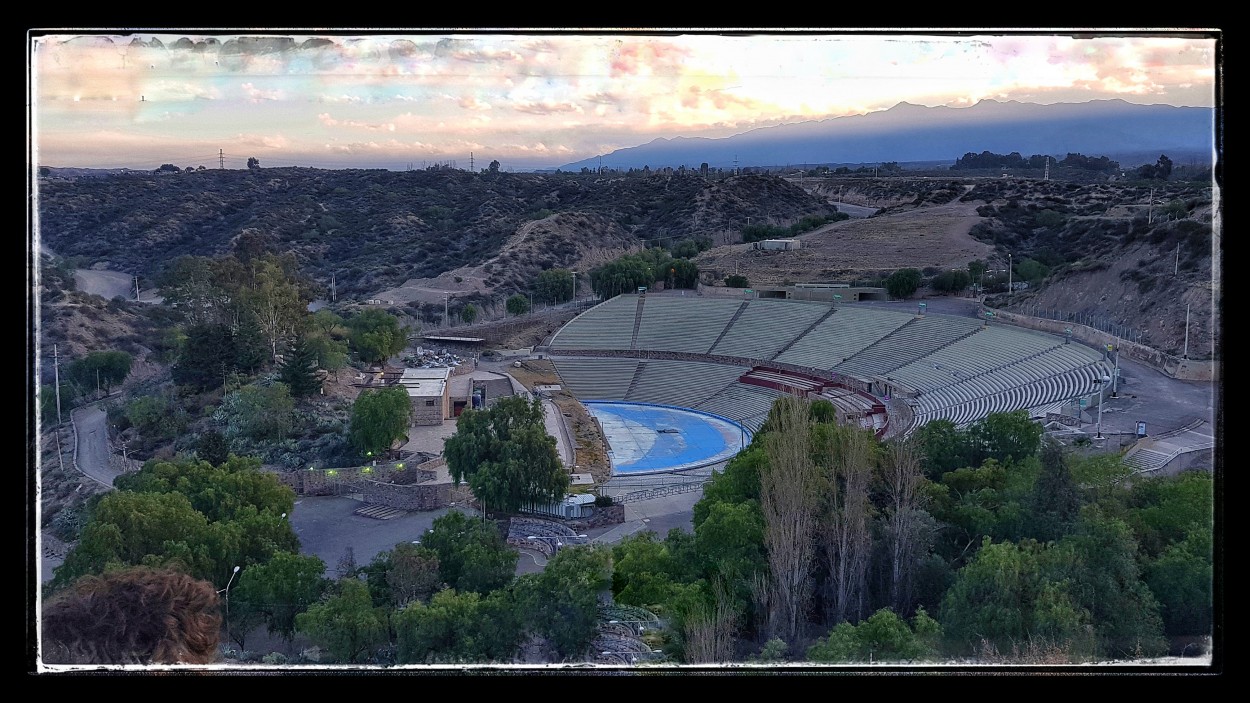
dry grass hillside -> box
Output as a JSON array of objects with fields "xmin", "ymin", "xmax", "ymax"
[
  {"xmin": 695, "ymin": 186, "xmax": 993, "ymax": 284},
  {"xmin": 374, "ymin": 212, "xmax": 642, "ymax": 305}
]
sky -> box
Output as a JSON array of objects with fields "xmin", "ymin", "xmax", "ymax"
[{"xmin": 29, "ymin": 29, "xmax": 1220, "ymax": 173}]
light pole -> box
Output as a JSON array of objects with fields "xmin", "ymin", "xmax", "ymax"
[
  {"xmin": 570, "ymin": 271, "xmax": 577, "ymax": 304},
  {"xmin": 218, "ymin": 565, "xmax": 241, "ymax": 640},
  {"xmin": 1093, "ymin": 375, "xmax": 1112, "ymax": 440},
  {"xmin": 1008, "ymin": 253, "xmax": 1012, "ymax": 294}
]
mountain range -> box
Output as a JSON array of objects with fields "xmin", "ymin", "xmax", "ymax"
[{"xmin": 558, "ymin": 99, "xmax": 1216, "ymax": 172}]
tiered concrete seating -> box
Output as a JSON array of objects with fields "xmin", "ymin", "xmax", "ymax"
[
  {"xmin": 551, "ymin": 358, "xmax": 639, "ymax": 400},
  {"xmin": 695, "ymin": 382, "xmax": 786, "ymax": 423},
  {"xmin": 835, "ymin": 314, "xmax": 981, "ymax": 378},
  {"xmin": 634, "ymin": 298, "xmax": 742, "ymax": 353},
  {"xmin": 625, "ymin": 360, "xmax": 747, "ymax": 407},
  {"xmin": 711, "ymin": 299, "xmax": 829, "ymax": 359},
  {"xmin": 775, "ymin": 306, "xmax": 913, "ymax": 369},
  {"xmin": 550, "ymin": 296, "xmax": 639, "ymax": 350}
]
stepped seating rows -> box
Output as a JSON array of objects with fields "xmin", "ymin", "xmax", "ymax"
[
  {"xmin": 915, "ymin": 365, "xmax": 1107, "ymax": 428},
  {"xmin": 550, "ymin": 297, "xmax": 639, "ymax": 350},
  {"xmin": 774, "ymin": 306, "xmax": 913, "ymax": 369},
  {"xmin": 712, "ymin": 299, "xmax": 829, "ymax": 359},
  {"xmin": 890, "ymin": 326, "xmax": 1064, "ymax": 391},
  {"xmin": 834, "ymin": 315, "xmax": 981, "ymax": 378},
  {"xmin": 626, "ymin": 360, "xmax": 747, "ymax": 407},
  {"xmin": 695, "ymin": 382, "xmax": 786, "ymax": 424},
  {"xmin": 552, "ymin": 358, "xmax": 640, "ymax": 400},
  {"xmin": 634, "ymin": 298, "xmax": 742, "ymax": 353}
]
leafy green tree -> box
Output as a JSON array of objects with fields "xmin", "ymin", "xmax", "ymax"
[
  {"xmin": 303, "ymin": 309, "xmax": 350, "ymax": 380},
  {"xmin": 1143, "ymin": 529, "xmax": 1212, "ymax": 638},
  {"xmin": 693, "ymin": 501, "xmax": 766, "ymax": 590},
  {"xmin": 460, "ymin": 303, "xmax": 478, "ymax": 325},
  {"xmin": 247, "ymin": 156, "xmax": 260, "ymax": 169},
  {"xmin": 534, "ymin": 268, "xmax": 574, "ymax": 304},
  {"xmin": 929, "ymin": 270, "xmax": 971, "ymax": 295},
  {"xmin": 967, "ymin": 259, "xmax": 987, "ymax": 283},
  {"xmin": 610, "ymin": 532, "xmax": 684, "ymax": 610},
  {"xmin": 724, "ymin": 274, "xmax": 749, "ymax": 288},
  {"xmin": 590, "ymin": 255, "xmax": 654, "ymax": 298},
  {"xmin": 295, "ymin": 578, "xmax": 388, "ymax": 664},
  {"xmin": 67, "ymin": 350, "xmax": 133, "ymax": 396},
  {"xmin": 515, "ymin": 544, "xmax": 614, "ymax": 660},
  {"xmin": 1126, "ymin": 472, "xmax": 1213, "ymax": 558},
  {"xmin": 231, "ymin": 551, "xmax": 329, "ymax": 645},
  {"xmin": 885, "ymin": 268, "xmax": 923, "ymax": 299},
  {"xmin": 1058, "ymin": 507, "xmax": 1168, "ymax": 657},
  {"xmin": 52, "ymin": 491, "xmax": 215, "ymax": 588},
  {"xmin": 915, "ymin": 419, "xmax": 973, "ymax": 479},
  {"xmin": 157, "ymin": 255, "xmax": 229, "ymax": 325},
  {"xmin": 115, "ymin": 454, "xmax": 296, "ymax": 525},
  {"xmin": 386, "ymin": 542, "xmax": 443, "ymax": 607},
  {"xmin": 421, "ymin": 510, "xmax": 516, "ymax": 594},
  {"xmin": 347, "ymin": 308, "xmax": 410, "ymax": 364},
  {"xmin": 970, "ymin": 410, "xmax": 1043, "ymax": 467},
  {"xmin": 223, "ymin": 382, "xmax": 295, "ymax": 441},
  {"xmin": 349, "ymin": 387, "xmax": 411, "ymax": 459},
  {"xmin": 488, "ymin": 159, "xmax": 500, "ymax": 173},
  {"xmin": 1028, "ymin": 438, "xmax": 1081, "ymax": 542},
  {"xmin": 939, "ymin": 537, "xmax": 1094, "ymax": 658},
  {"xmin": 669, "ymin": 259, "xmax": 699, "ymax": 289},
  {"xmin": 1015, "ymin": 258, "xmax": 1050, "ymax": 286},
  {"xmin": 395, "ymin": 588, "xmax": 522, "ymax": 664},
  {"xmin": 443, "ymin": 395, "xmax": 569, "ymax": 512},
  {"xmin": 807, "ymin": 607, "xmax": 941, "ymax": 663},
  {"xmin": 125, "ymin": 392, "xmax": 189, "ymax": 442},
  {"xmin": 506, "ymin": 293, "xmax": 530, "ymax": 316},
  {"xmin": 240, "ymin": 256, "xmax": 308, "ymax": 363},
  {"xmin": 196, "ymin": 429, "xmax": 230, "ymax": 466},
  {"xmin": 173, "ymin": 322, "xmax": 238, "ymax": 390},
  {"xmin": 278, "ymin": 334, "xmax": 323, "ymax": 397},
  {"xmin": 693, "ymin": 445, "xmax": 764, "ymax": 528}
]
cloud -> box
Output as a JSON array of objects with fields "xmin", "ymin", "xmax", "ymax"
[
  {"xmin": 459, "ymin": 96, "xmax": 492, "ymax": 111},
  {"xmin": 241, "ymin": 82, "xmax": 282, "ymax": 102},
  {"xmin": 513, "ymin": 100, "xmax": 584, "ymax": 116}
]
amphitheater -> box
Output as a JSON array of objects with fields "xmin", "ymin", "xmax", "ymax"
[{"xmin": 543, "ymin": 293, "xmax": 1110, "ymax": 491}]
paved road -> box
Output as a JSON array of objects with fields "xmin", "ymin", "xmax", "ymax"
[{"xmin": 70, "ymin": 403, "xmax": 120, "ymax": 489}]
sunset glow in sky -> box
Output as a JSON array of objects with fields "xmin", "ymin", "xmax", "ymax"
[{"xmin": 29, "ymin": 30, "xmax": 1220, "ymax": 172}]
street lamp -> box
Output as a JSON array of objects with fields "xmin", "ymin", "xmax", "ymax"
[
  {"xmin": 1092, "ymin": 375, "xmax": 1112, "ymax": 440},
  {"xmin": 570, "ymin": 271, "xmax": 577, "ymax": 303},
  {"xmin": 218, "ymin": 565, "xmax": 241, "ymax": 639}
]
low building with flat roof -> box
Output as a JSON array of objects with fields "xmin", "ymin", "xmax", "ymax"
[{"xmin": 397, "ymin": 367, "xmax": 452, "ymax": 426}]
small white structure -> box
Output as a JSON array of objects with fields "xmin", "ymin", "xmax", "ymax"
[
  {"xmin": 753, "ymin": 238, "xmax": 802, "ymax": 251},
  {"xmin": 521, "ymin": 493, "xmax": 596, "ymax": 519}
]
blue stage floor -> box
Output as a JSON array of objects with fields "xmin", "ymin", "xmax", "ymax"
[{"xmin": 583, "ymin": 401, "xmax": 751, "ymax": 475}]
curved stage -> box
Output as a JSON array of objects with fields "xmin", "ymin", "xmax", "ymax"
[{"xmin": 583, "ymin": 401, "xmax": 751, "ymax": 476}]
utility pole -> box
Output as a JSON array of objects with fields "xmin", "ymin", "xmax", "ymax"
[
  {"xmin": 1044, "ymin": 156, "xmax": 1050, "ymax": 181},
  {"xmin": 1008, "ymin": 253, "xmax": 1012, "ymax": 294},
  {"xmin": 330, "ymin": 272, "xmax": 337, "ymax": 303},
  {"xmin": 470, "ymin": 152, "xmax": 474, "ymax": 172},
  {"xmin": 1174, "ymin": 243, "xmax": 1180, "ymax": 276},
  {"xmin": 53, "ymin": 344, "xmax": 63, "ymax": 427},
  {"xmin": 219, "ymin": 149, "xmax": 225, "ymax": 169},
  {"xmin": 1183, "ymin": 303, "xmax": 1190, "ymax": 359},
  {"xmin": 1148, "ymin": 187, "xmax": 1155, "ymax": 225}
]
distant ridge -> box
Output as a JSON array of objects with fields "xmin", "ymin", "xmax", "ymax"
[{"xmin": 558, "ymin": 99, "xmax": 1215, "ymax": 171}]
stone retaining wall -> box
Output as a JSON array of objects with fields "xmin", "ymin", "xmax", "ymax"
[{"xmin": 988, "ymin": 309, "xmax": 1214, "ymax": 382}]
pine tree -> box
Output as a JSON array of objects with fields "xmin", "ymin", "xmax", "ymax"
[{"xmin": 279, "ymin": 335, "xmax": 323, "ymax": 397}]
